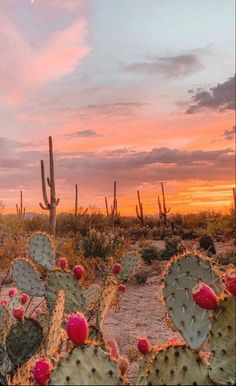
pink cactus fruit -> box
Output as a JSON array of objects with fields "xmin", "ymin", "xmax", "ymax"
[
  {"xmin": 106, "ymin": 340, "xmax": 120, "ymax": 360},
  {"xmin": 0, "ymin": 299, "xmax": 8, "ymax": 308},
  {"xmin": 58, "ymin": 258, "xmax": 68, "ymax": 270},
  {"xmin": 20, "ymin": 293, "xmax": 29, "ymax": 304},
  {"xmin": 73, "ymin": 265, "xmax": 85, "ymax": 280},
  {"xmin": 8, "ymin": 288, "xmax": 17, "ymax": 298},
  {"xmin": 192, "ymin": 283, "xmax": 218, "ymax": 310},
  {"xmin": 137, "ymin": 337, "xmax": 150, "ymax": 354},
  {"xmin": 66, "ymin": 313, "xmax": 89, "ymax": 345},
  {"xmin": 225, "ymin": 270, "xmax": 236, "ymax": 296},
  {"xmin": 13, "ymin": 306, "xmax": 25, "ymax": 321},
  {"xmin": 32, "ymin": 359, "xmax": 53, "ymax": 386}
]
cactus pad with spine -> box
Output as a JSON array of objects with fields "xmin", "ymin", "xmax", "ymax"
[
  {"xmin": 6, "ymin": 318, "xmax": 43, "ymax": 368},
  {"xmin": 98, "ymin": 276, "xmax": 119, "ymax": 329},
  {"xmin": 88, "ymin": 326, "xmax": 105, "ymax": 348},
  {"xmin": 27, "ymin": 232, "xmax": 55, "ymax": 270},
  {"xmin": 119, "ymin": 251, "xmax": 140, "ymax": 282},
  {"xmin": 45, "ymin": 271, "xmax": 85, "ymax": 315},
  {"xmin": 12, "ymin": 258, "xmax": 44, "ymax": 297},
  {"xmin": 209, "ymin": 296, "xmax": 236, "ymax": 385},
  {"xmin": 46, "ymin": 290, "xmax": 65, "ymax": 356},
  {"xmin": 145, "ymin": 344, "xmax": 212, "ymax": 385},
  {"xmin": 163, "ymin": 253, "xmax": 222, "ymax": 349},
  {"xmin": 84, "ymin": 284, "xmax": 102, "ymax": 314},
  {"xmin": 0, "ymin": 305, "xmax": 10, "ymax": 345},
  {"xmin": 50, "ymin": 344, "xmax": 121, "ymax": 385}
]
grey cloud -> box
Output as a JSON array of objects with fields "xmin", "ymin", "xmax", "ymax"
[
  {"xmin": 186, "ymin": 74, "xmax": 235, "ymax": 114},
  {"xmin": 66, "ymin": 130, "xmax": 102, "ymax": 138},
  {"xmin": 221, "ymin": 126, "xmax": 236, "ymax": 141},
  {"xmin": 124, "ymin": 54, "xmax": 204, "ymax": 78}
]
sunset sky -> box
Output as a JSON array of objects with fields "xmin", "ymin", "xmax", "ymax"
[{"xmin": 0, "ymin": 0, "xmax": 235, "ymax": 215}]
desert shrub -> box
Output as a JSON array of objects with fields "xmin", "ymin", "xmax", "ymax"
[
  {"xmin": 160, "ymin": 236, "xmax": 185, "ymax": 260},
  {"xmin": 199, "ymin": 233, "xmax": 216, "ymax": 255},
  {"xmin": 214, "ymin": 247, "xmax": 236, "ymax": 267},
  {"xmin": 135, "ymin": 269, "xmax": 148, "ymax": 284},
  {"xmin": 141, "ymin": 246, "xmax": 161, "ymax": 263},
  {"xmin": 125, "ymin": 225, "xmax": 151, "ymax": 241},
  {"xmin": 181, "ymin": 229, "xmax": 198, "ymax": 240},
  {"xmin": 82, "ymin": 229, "xmax": 125, "ymax": 259}
]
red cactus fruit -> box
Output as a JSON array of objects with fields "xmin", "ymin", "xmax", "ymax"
[
  {"xmin": 20, "ymin": 294, "xmax": 29, "ymax": 304},
  {"xmin": 113, "ymin": 263, "xmax": 121, "ymax": 275},
  {"xmin": 106, "ymin": 340, "xmax": 120, "ymax": 360},
  {"xmin": 13, "ymin": 306, "xmax": 25, "ymax": 322},
  {"xmin": 8, "ymin": 288, "xmax": 17, "ymax": 298},
  {"xmin": 66, "ymin": 313, "xmax": 89, "ymax": 345},
  {"xmin": 32, "ymin": 359, "xmax": 53, "ymax": 386},
  {"xmin": 225, "ymin": 271, "xmax": 236, "ymax": 296},
  {"xmin": 0, "ymin": 299, "xmax": 8, "ymax": 308},
  {"xmin": 192, "ymin": 283, "xmax": 218, "ymax": 310},
  {"xmin": 137, "ymin": 338, "xmax": 150, "ymax": 354},
  {"xmin": 119, "ymin": 284, "xmax": 126, "ymax": 293},
  {"xmin": 58, "ymin": 258, "xmax": 68, "ymax": 270},
  {"xmin": 35, "ymin": 307, "xmax": 43, "ymax": 317},
  {"xmin": 73, "ymin": 265, "xmax": 85, "ymax": 280}
]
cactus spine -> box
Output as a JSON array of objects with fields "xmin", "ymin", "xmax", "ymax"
[
  {"xmin": 136, "ymin": 190, "xmax": 144, "ymax": 225},
  {"xmin": 158, "ymin": 182, "xmax": 170, "ymax": 225},
  {"xmin": 16, "ymin": 190, "xmax": 25, "ymax": 217},
  {"xmin": 39, "ymin": 136, "xmax": 59, "ymax": 234}
]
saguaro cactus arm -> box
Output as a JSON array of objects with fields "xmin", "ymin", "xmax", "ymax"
[{"xmin": 136, "ymin": 190, "xmax": 144, "ymax": 224}]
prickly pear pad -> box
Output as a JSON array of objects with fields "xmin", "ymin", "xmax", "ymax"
[
  {"xmin": 46, "ymin": 290, "xmax": 65, "ymax": 356},
  {"xmin": 12, "ymin": 258, "xmax": 45, "ymax": 297},
  {"xmin": 27, "ymin": 232, "xmax": 55, "ymax": 271},
  {"xmin": 84, "ymin": 284, "xmax": 102, "ymax": 315},
  {"xmin": 45, "ymin": 271, "xmax": 85, "ymax": 315},
  {"xmin": 0, "ymin": 305, "xmax": 10, "ymax": 345},
  {"xmin": 145, "ymin": 345, "xmax": 212, "ymax": 385},
  {"xmin": 209, "ymin": 296, "xmax": 236, "ymax": 385},
  {"xmin": 119, "ymin": 251, "xmax": 140, "ymax": 282},
  {"xmin": 50, "ymin": 345, "xmax": 121, "ymax": 385},
  {"xmin": 98, "ymin": 276, "xmax": 119, "ymax": 329},
  {"xmin": 163, "ymin": 253, "xmax": 222, "ymax": 349},
  {"xmin": 6, "ymin": 318, "xmax": 43, "ymax": 368}
]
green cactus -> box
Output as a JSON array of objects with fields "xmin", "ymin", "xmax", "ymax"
[
  {"xmin": 144, "ymin": 344, "xmax": 213, "ymax": 385},
  {"xmin": 209, "ymin": 295, "xmax": 236, "ymax": 385},
  {"xmin": 0, "ymin": 347, "xmax": 12, "ymax": 376},
  {"xmin": 119, "ymin": 251, "xmax": 140, "ymax": 282},
  {"xmin": 27, "ymin": 232, "xmax": 55, "ymax": 271},
  {"xmin": 136, "ymin": 349, "xmax": 156, "ymax": 385},
  {"xmin": 46, "ymin": 290, "xmax": 65, "ymax": 357},
  {"xmin": 163, "ymin": 253, "xmax": 222, "ymax": 349},
  {"xmin": 7, "ymin": 295, "xmax": 21, "ymax": 313},
  {"xmin": 0, "ymin": 305, "xmax": 10, "ymax": 346},
  {"xmin": 6, "ymin": 318, "xmax": 43, "ymax": 368},
  {"xmin": 45, "ymin": 271, "xmax": 85, "ymax": 315},
  {"xmin": 11, "ymin": 258, "xmax": 44, "ymax": 297},
  {"xmin": 50, "ymin": 344, "xmax": 122, "ymax": 385},
  {"xmin": 98, "ymin": 276, "xmax": 119, "ymax": 329},
  {"xmin": 88, "ymin": 326, "xmax": 105, "ymax": 348},
  {"xmin": 84, "ymin": 284, "xmax": 102, "ymax": 315}
]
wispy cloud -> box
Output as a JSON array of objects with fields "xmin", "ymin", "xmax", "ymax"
[
  {"xmin": 124, "ymin": 54, "xmax": 204, "ymax": 78},
  {"xmin": 186, "ymin": 74, "xmax": 235, "ymax": 114},
  {"xmin": 66, "ymin": 129, "xmax": 102, "ymax": 138},
  {"xmin": 221, "ymin": 126, "xmax": 236, "ymax": 141}
]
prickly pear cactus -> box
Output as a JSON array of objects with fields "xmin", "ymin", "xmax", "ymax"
[
  {"xmin": 119, "ymin": 251, "xmax": 140, "ymax": 282},
  {"xmin": 7, "ymin": 295, "xmax": 21, "ymax": 313},
  {"xmin": 27, "ymin": 232, "xmax": 55, "ymax": 271},
  {"xmin": 144, "ymin": 344, "xmax": 212, "ymax": 385},
  {"xmin": 98, "ymin": 276, "xmax": 119, "ymax": 329},
  {"xmin": 163, "ymin": 253, "xmax": 222, "ymax": 349},
  {"xmin": 46, "ymin": 290, "xmax": 65, "ymax": 357},
  {"xmin": 12, "ymin": 258, "xmax": 44, "ymax": 297},
  {"xmin": 84, "ymin": 284, "xmax": 102, "ymax": 315},
  {"xmin": 0, "ymin": 347, "xmax": 12, "ymax": 376},
  {"xmin": 0, "ymin": 305, "xmax": 10, "ymax": 345},
  {"xmin": 45, "ymin": 271, "xmax": 85, "ymax": 315},
  {"xmin": 136, "ymin": 349, "xmax": 156, "ymax": 385},
  {"xmin": 6, "ymin": 318, "xmax": 43, "ymax": 368},
  {"xmin": 50, "ymin": 345, "xmax": 121, "ymax": 385},
  {"xmin": 88, "ymin": 326, "xmax": 105, "ymax": 348},
  {"xmin": 209, "ymin": 296, "xmax": 236, "ymax": 385}
]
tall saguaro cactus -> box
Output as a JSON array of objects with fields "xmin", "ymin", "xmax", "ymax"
[
  {"xmin": 136, "ymin": 190, "xmax": 144, "ymax": 225},
  {"xmin": 74, "ymin": 184, "xmax": 78, "ymax": 216},
  {"xmin": 39, "ymin": 136, "xmax": 59, "ymax": 234},
  {"xmin": 16, "ymin": 190, "xmax": 25, "ymax": 217},
  {"xmin": 158, "ymin": 182, "xmax": 170, "ymax": 226},
  {"xmin": 105, "ymin": 181, "xmax": 118, "ymax": 221},
  {"xmin": 233, "ymin": 187, "xmax": 236, "ymax": 212}
]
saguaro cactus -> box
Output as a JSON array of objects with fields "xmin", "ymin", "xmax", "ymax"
[
  {"xmin": 136, "ymin": 190, "xmax": 144, "ymax": 225},
  {"xmin": 105, "ymin": 181, "xmax": 118, "ymax": 220},
  {"xmin": 158, "ymin": 182, "xmax": 170, "ymax": 225},
  {"xmin": 233, "ymin": 187, "xmax": 236, "ymax": 211},
  {"xmin": 74, "ymin": 184, "xmax": 88, "ymax": 217},
  {"xmin": 16, "ymin": 190, "xmax": 25, "ymax": 217},
  {"xmin": 39, "ymin": 136, "xmax": 59, "ymax": 234}
]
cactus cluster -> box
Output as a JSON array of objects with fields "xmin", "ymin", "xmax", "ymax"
[{"xmin": 0, "ymin": 230, "xmax": 235, "ymax": 385}]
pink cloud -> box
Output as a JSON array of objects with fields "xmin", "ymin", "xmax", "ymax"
[{"xmin": 0, "ymin": 13, "xmax": 90, "ymax": 105}]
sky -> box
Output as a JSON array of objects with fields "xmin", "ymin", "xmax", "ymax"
[{"xmin": 0, "ymin": 0, "xmax": 235, "ymax": 215}]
